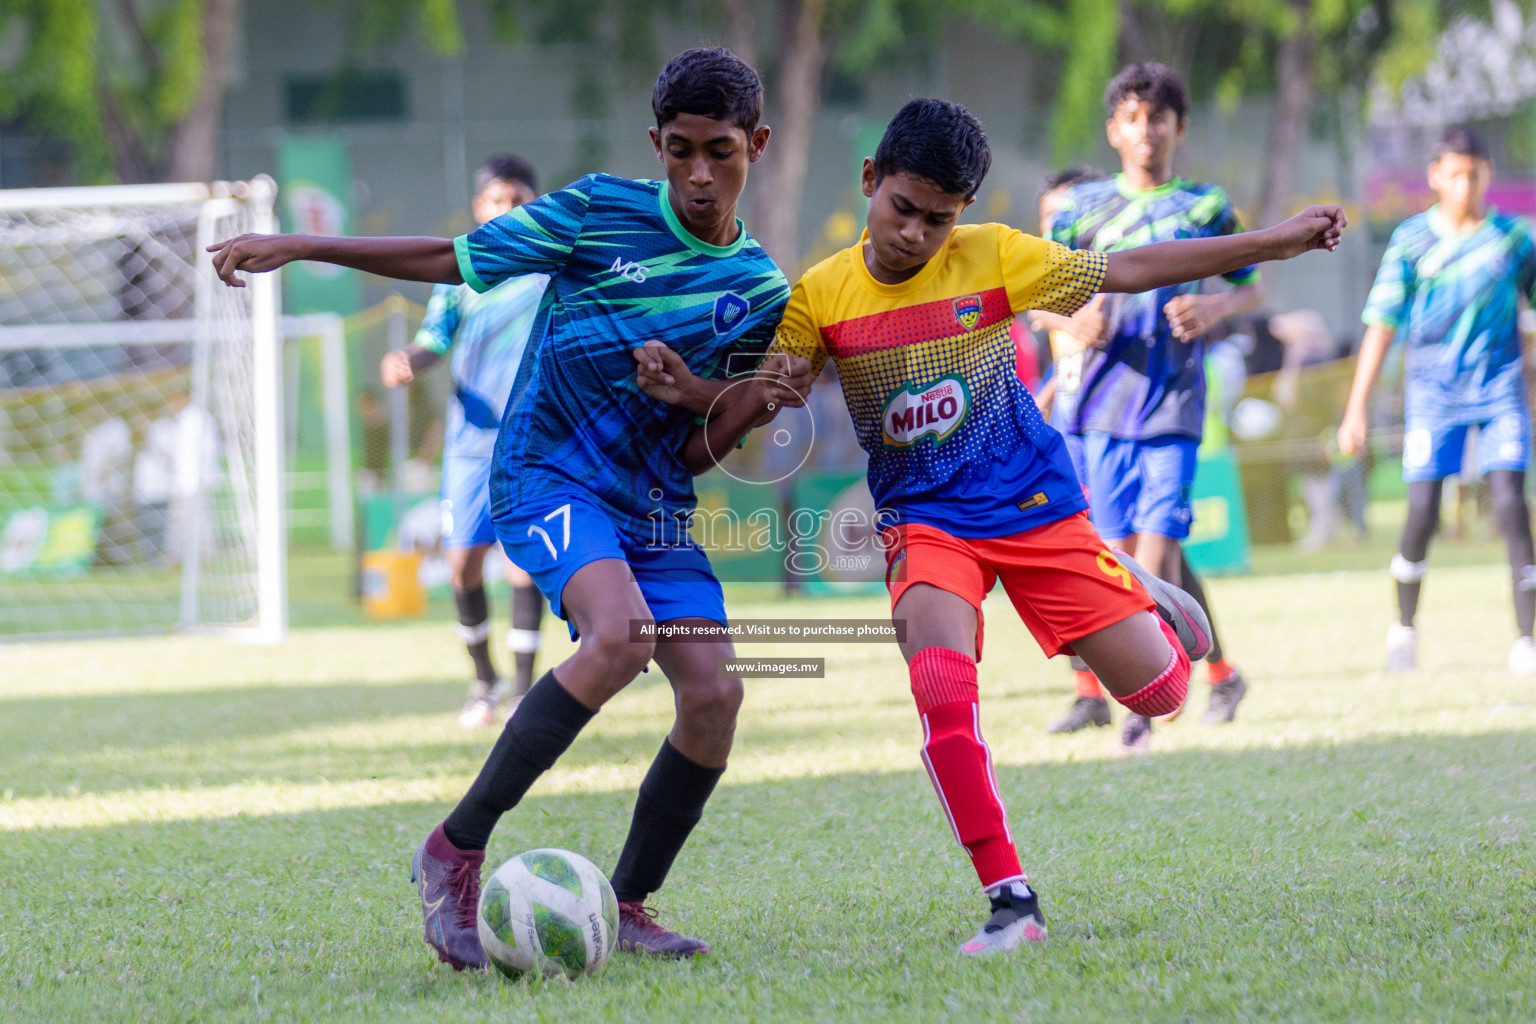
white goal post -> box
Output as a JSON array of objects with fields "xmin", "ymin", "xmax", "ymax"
[{"xmin": 0, "ymin": 178, "xmax": 287, "ymax": 642}]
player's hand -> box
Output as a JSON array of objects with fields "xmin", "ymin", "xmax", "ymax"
[
  {"xmin": 380, "ymin": 350, "xmax": 414, "ymax": 388},
  {"xmin": 1263, "ymin": 205, "xmax": 1348, "ymax": 260},
  {"xmin": 759, "ymin": 352, "xmax": 814, "ymax": 408},
  {"xmin": 1336, "ymin": 406, "xmax": 1368, "ymax": 457},
  {"xmin": 1164, "ymin": 293, "xmax": 1225, "ymax": 343},
  {"xmin": 206, "ymin": 233, "xmax": 304, "ymax": 288},
  {"xmin": 633, "ymin": 340, "xmax": 697, "ymax": 406},
  {"xmin": 1067, "ymin": 295, "xmax": 1108, "ymax": 348}
]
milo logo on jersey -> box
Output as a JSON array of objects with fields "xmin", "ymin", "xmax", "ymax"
[{"xmin": 882, "ymin": 376, "xmax": 971, "ymax": 447}]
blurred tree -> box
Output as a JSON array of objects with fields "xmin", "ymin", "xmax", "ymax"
[
  {"xmin": 0, "ymin": 0, "xmax": 462, "ymax": 184},
  {"xmin": 969, "ymin": 0, "xmax": 1486, "ymax": 225},
  {"xmin": 719, "ymin": 0, "xmax": 941, "ymax": 271}
]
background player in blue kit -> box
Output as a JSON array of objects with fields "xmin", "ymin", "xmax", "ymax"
[
  {"xmin": 380, "ymin": 153, "xmax": 549, "ymax": 729},
  {"xmin": 1338, "ymin": 126, "xmax": 1536, "ymax": 676},
  {"xmin": 1032, "ymin": 167, "xmax": 1244, "ymax": 735},
  {"xmin": 1045, "ymin": 63, "xmax": 1262, "ymax": 753},
  {"xmin": 209, "ymin": 47, "xmax": 813, "ymax": 968}
]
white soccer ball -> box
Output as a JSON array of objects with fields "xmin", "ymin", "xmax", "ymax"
[{"xmin": 477, "ymin": 848, "xmax": 619, "ymax": 979}]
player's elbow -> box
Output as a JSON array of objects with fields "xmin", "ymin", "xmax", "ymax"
[{"xmin": 682, "ymin": 438, "xmax": 716, "ymax": 476}]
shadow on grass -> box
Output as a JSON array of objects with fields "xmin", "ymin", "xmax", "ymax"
[
  {"xmin": 0, "ymin": 678, "xmax": 478, "ymax": 752},
  {"xmin": 6, "ymin": 731, "xmax": 1536, "ymax": 1024}
]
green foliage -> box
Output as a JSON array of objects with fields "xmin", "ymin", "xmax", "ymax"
[
  {"xmin": 964, "ymin": 0, "xmax": 1486, "ymax": 162},
  {"xmin": 0, "ymin": 0, "xmax": 469, "ymax": 183},
  {"xmin": 149, "ymin": 0, "xmax": 206, "ymax": 121},
  {"xmin": 1373, "ymin": 0, "xmax": 1446, "ymax": 92},
  {"xmin": 1052, "ymin": 0, "xmax": 1123, "ymax": 158},
  {"xmin": 0, "ymin": 0, "xmax": 111, "ymax": 180}
]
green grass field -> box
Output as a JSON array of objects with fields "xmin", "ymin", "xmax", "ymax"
[{"xmin": 5, "ymin": 560, "xmax": 1536, "ymax": 1022}]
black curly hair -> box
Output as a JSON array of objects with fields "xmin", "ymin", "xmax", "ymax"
[
  {"xmin": 1103, "ymin": 62, "xmax": 1189, "ymax": 121},
  {"xmin": 872, "ymin": 98, "xmax": 992, "ymax": 199},
  {"xmin": 651, "ymin": 47, "xmax": 763, "ymax": 135}
]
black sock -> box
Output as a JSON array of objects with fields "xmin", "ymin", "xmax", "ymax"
[
  {"xmin": 1395, "ymin": 581, "xmax": 1423, "ymax": 628},
  {"xmin": 1175, "ymin": 552, "xmax": 1224, "ymax": 666},
  {"xmin": 454, "ymin": 585, "xmax": 497, "ymax": 684},
  {"xmin": 510, "ymin": 583, "xmax": 545, "ymax": 697},
  {"xmin": 442, "ymin": 671, "xmax": 595, "ymax": 850},
  {"xmin": 1396, "ymin": 480, "xmax": 1442, "ymax": 628},
  {"xmin": 609, "ymin": 739, "xmax": 724, "ymax": 903},
  {"xmin": 1490, "ymin": 470, "xmax": 1536, "ymax": 637}
]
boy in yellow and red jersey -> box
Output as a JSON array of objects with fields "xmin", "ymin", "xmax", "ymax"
[{"xmin": 634, "ymin": 99, "xmax": 1345, "ymax": 957}]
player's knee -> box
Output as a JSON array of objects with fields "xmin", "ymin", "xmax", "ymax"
[
  {"xmin": 678, "ymin": 675, "xmax": 743, "ymax": 727},
  {"xmin": 581, "ymin": 621, "xmax": 654, "ymax": 681},
  {"xmin": 449, "ymin": 553, "xmax": 485, "ymax": 591}
]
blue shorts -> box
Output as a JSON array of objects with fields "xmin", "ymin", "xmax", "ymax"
[
  {"xmin": 1402, "ymin": 411, "xmax": 1531, "ymax": 482},
  {"xmin": 440, "ymin": 455, "xmax": 497, "ymax": 550},
  {"xmin": 1049, "ymin": 405, "xmax": 1089, "ymax": 492},
  {"xmin": 494, "ymin": 490, "xmax": 726, "ymax": 638},
  {"xmin": 1082, "ymin": 433, "xmax": 1200, "ymax": 541},
  {"xmin": 1060, "ymin": 431, "xmax": 1089, "ymax": 495}
]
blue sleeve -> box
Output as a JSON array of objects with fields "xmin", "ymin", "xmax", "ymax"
[
  {"xmin": 1517, "ymin": 220, "xmax": 1536, "ymax": 306},
  {"xmin": 1045, "ymin": 199, "xmax": 1077, "ymax": 248},
  {"xmin": 413, "ymin": 283, "xmax": 462, "ymax": 354},
  {"xmin": 1362, "ymin": 223, "xmax": 1415, "ymax": 329},
  {"xmin": 453, "ymin": 175, "xmax": 596, "ymax": 293}
]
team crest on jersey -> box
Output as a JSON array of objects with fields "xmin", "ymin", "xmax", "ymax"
[
  {"xmin": 713, "ymin": 291, "xmax": 751, "ymax": 335},
  {"xmin": 952, "ymin": 294, "xmax": 982, "ymax": 331},
  {"xmin": 881, "ymin": 376, "xmax": 970, "ymax": 448}
]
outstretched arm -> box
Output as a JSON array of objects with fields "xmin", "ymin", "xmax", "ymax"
[
  {"xmin": 1102, "ymin": 205, "xmax": 1346, "ymax": 294},
  {"xmin": 1336, "ymin": 323, "xmax": 1395, "ymax": 456},
  {"xmin": 207, "ymin": 234, "xmax": 461, "ymax": 289}
]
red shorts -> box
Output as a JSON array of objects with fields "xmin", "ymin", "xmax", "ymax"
[{"xmin": 883, "ymin": 512, "xmax": 1155, "ymax": 660}]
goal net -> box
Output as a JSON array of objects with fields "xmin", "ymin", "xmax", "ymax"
[{"xmin": 0, "ymin": 180, "xmax": 286, "ymax": 642}]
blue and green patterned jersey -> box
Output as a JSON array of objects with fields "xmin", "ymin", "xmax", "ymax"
[
  {"xmin": 1362, "ymin": 206, "xmax": 1536, "ymax": 424},
  {"xmin": 1048, "ymin": 175, "xmax": 1258, "ymax": 440},
  {"xmin": 414, "ymin": 275, "xmax": 548, "ymax": 460},
  {"xmin": 454, "ymin": 174, "xmax": 789, "ymax": 541}
]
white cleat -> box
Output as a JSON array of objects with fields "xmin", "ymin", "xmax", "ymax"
[
  {"xmin": 1385, "ymin": 624, "xmax": 1417, "ymax": 673},
  {"xmin": 960, "ymin": 882, "xmax": 1048, "ymax": 957},
  {"xmin": 458, "ymin": 678, "xmax": 512, "ymax": 729},
  {"xmin": 1509, "ymin": 637, "xmax": 1536, "ymax": 676}
]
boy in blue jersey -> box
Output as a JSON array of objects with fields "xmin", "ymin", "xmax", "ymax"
[
  {"xmin": 1033, "ymin": 167, "xmax": 1246, "ymax": 735},
  {"xmin": 1042, "ymin": 63, "xmax": 1261, "ymax": 752},
  {"xmin": 380, "ymin": 153, "xmax": 550, "ymax": 729},
  {"xmin": 1338, "ymin": 126, "xmax": 1536, "ymax": 675},
  {"xmin": 210, "ymin": 48, "xmax": 813, "ymax": 968}
]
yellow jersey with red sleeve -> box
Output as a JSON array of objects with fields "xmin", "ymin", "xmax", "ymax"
[{"xmin": 772, "ymin": 224, "xmax": 1107, "ymax": 538}]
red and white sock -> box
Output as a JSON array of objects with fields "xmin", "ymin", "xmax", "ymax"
[
  {"xmin": 1116, "ymin": 614, "xmax": 1191, "ymax": 717},
  {"xmin": 909, "ymin": 647, "xmax": 1025, "ymax": 890}
]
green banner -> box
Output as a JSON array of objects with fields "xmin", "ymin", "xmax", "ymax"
[
  {"xmin": 277, "ymin": 136, "xmax": 363, "ymax": 315},
  {"xmin": 0, "ymin": 505, "xmax": 101, "ymax": 576},
  {"xmin": 1184, "ymin": 448, "xmax": 1253, "ymax": 576}
]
